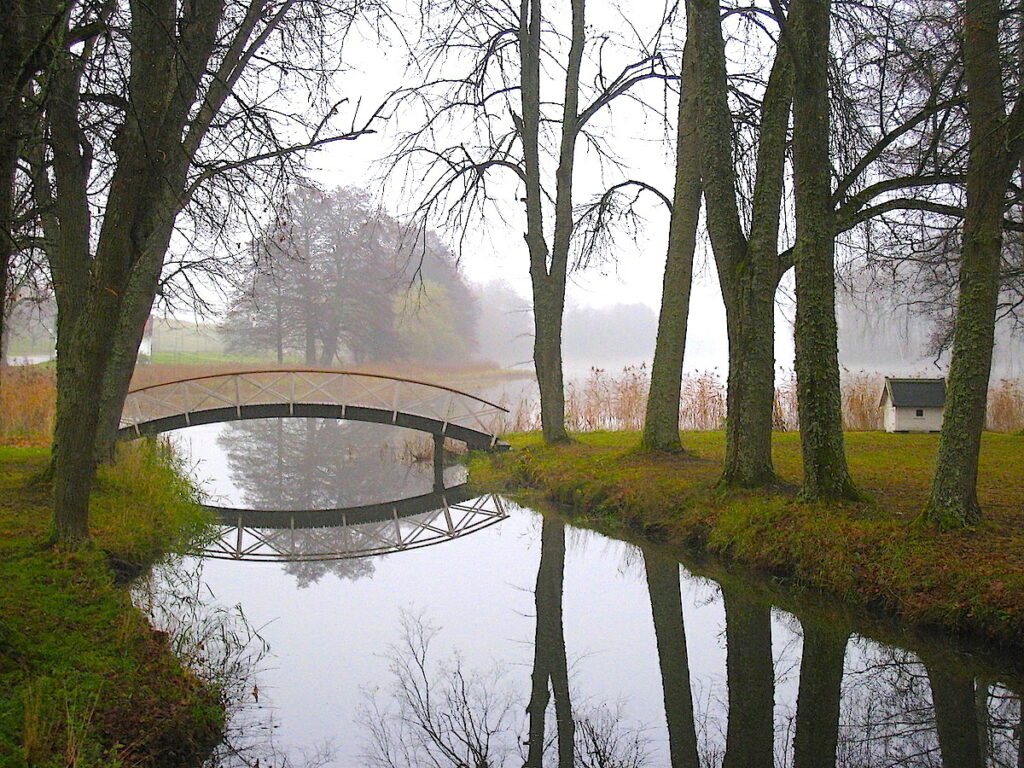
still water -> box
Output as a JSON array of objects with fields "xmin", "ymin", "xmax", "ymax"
[{"xmin": 148, "ymin": 417, "xmax": 1023, "ymax": 767}]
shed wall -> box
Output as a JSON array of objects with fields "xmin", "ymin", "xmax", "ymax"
[{"xmin": 893, "ymin": 406, "xmax": 944, "ymax": 432}]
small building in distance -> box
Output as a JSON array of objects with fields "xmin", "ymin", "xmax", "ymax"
[{"xmin": 878, "ymin": 377, "xmax": 946, "ymax": 433}]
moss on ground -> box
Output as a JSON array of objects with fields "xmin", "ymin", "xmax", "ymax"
[
  {"xmin": 470, "ymin": 430, "xmax": 1024, "ymax": 649},
  {"xmin": 0, "ymin": 443, "xmax": 222, "ymax": 768}
]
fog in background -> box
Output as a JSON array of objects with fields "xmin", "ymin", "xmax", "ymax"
[{"xmin": 5, "ymin": 0, "xmax": 1024, "ymax": 383}]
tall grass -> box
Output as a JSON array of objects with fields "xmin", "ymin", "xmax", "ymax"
[
  {"xmin": 988, "ymin": 379, "xmax": 1024, "ymax": 433},
  {"xmin": 495, "ymin": 366, "xmax": 1024, "ymax": 435},
  {"xmin": 0, "ymin": 366, "xmax": 55, "ymax": 445},
  {"xmin": 841, "ymin": 371, "xmax": 883, "ymax": 431}
]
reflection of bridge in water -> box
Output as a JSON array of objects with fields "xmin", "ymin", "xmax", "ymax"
[
  {"xmin": 119, "ymin": 369, "xmax": 510, "ymax": 450},
  {"xmin": 199, "ymin": 484, "xmax": 508, "ymax": 562}
]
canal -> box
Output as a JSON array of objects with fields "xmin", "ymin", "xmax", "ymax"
[{"xmin": 146, "ymin": 417, "xmax": 1022, "ymax": 767}]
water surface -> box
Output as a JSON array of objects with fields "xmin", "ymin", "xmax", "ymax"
[{"xmin": 150, "ymin": 418, "xmax": 1023, "ymax": 767}]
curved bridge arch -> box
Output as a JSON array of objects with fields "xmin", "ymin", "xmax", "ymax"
[
  {"xmin": 199, "ymin": 485, "xmax": 508, "ymax": 562},
  {"xmin": 118, "ymin": 369, "xmax": 510, "ymax": 450}
]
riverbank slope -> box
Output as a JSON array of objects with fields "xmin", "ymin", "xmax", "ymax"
[
  {"xmin": 0, "ymin": 443, "xmax": 222, "ymax": 767},
  {"xmin": 470, "ymin": 431, "xmax": 1024, "ymax": 649}
]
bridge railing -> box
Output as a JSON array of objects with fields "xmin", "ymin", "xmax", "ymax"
[
  {"xmin": 200, "ymin": 491, "xmax": 508, "ymax": 562},
  {"xmin": 120, "ymin": 369, "xmax": 509, "ymax": 445}
]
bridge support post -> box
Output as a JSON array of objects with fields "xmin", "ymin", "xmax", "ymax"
[{"xmin": 433, "ymin": 433, "xmax": 445, "ymax": 493}]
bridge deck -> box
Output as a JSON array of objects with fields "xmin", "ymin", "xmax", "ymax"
[{"xmin": 119, "ymin": 369, "xmax": 509, "ymax": 449}]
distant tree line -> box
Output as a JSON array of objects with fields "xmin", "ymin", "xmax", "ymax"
[{"xmin": 221, "ymin": 185, "xmax": 477, "ymax": 367}]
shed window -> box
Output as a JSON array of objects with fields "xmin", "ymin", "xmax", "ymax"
[{"xmin": 915, "ymin": 409, "xmax": 924, "ymax": 417}]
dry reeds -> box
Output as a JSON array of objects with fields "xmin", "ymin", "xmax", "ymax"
[
  {"xmin": 492, "ymin": 365, "xmax": 1024, "ymax": 436},
  {"xmin": 773, "ymin": 370, "xmax": 799, "ymax": 431},
  {"xmin": 0, "ymin": 366, "xmax": 55, "ymax": 445},
  {"xmin": 988, "ymin": 379, "xmax": 1024, "ymax": 433},
  {"xmin": 841, "ymin": 371, "xmax": 883, "ymax": 431},
  {"xmin": 680, "ymin": 371, "xmax": 727, "ymax": 430}
]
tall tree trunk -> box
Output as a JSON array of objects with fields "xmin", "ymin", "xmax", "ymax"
[
  {"xmin": 45, "ymin": 0, "xmax": 224, "ymax": 544},
  {"xmin": 720, "ymin": 279, "xmax": 779, "ymax": 486},
  {"xmin": 792, "ymin": 622, "xmax": 847, "ymax": 768},
  {"xmin": 721, "ymin": 585, "xmax": 775, "ymax": 768},
  {"xmin": 525, "ymin": 516, "xmax": 574, "ymax": 767},
  {"xmin": 643, "ymin": 549, "xmax": 700, "ymax": 768},
  {"xmin": 532, "ymin": 282, "xmax": 568, "ymax": 443},
  {"xmin": 93, "ymin": 222, "xmax": 174, "ymax": 461},
  {"xmin": 641, "ymin": 27, "xmax": 702, "ymax": 454},
  {"xmin": 688, "ymin": 0, "xmax": 791, "ymax": 487},
  {"xmin": 520, "ymin": 0, "xmax": 582, "ymax": 445},
  {"xmin": 789, "ymin": 0, "xmax": 859, "ymax": 501},
  {"xmin": 0, "ymin": 123, "xmax": 17, "ymax": 372},
  {"xmin": 924, "ymin": 0, "xmax": 1015, "ymax": 528}
]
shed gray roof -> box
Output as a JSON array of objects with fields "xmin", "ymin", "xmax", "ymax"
[{"xmin": 879, "ymin": 377, "xmax": 946, "ymax": 408}]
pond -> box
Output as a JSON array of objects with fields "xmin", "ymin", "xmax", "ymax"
[{"xmin": 146, "ymin": 417, "xmax": 1023, "ymax": 768}]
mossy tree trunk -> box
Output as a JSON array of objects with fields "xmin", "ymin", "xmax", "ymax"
[
  {"xmin": 792, "ymin": 622, "xmax": 847, "ymax": 768},
  {"xmin": 40, "ymin": 0, "xmax": 227, "ymax": 545},
  {"xmin": 640, "ymin": 25, "xmax": 702, "ymax": 454},
  {"xmin": 520, "ymin": 0, "xmax": 586, "ymax": 445},
  {"xmin": 788, "ymin": 0, "xmax": 859, "ymax": 501},
  {"xmin": 520, "ymin": 0, "xmax": 585, "ymax": 444},
  {"xmin": 923, "ymin": 0, "xmax": 1023, "ymax": 528},
  {"xmin": 643, "ymin": 549, "xmax": 700, "ymax": 768},
  {"xmin": 687, "ymin": 0, "xmax": 792, "ymax": 487}
]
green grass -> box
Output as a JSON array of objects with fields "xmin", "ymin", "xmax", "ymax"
[
  {"xmin": 0, "ymin": 443, "xmax": 223, "ymax": 768},
  {"xmin": 471, "ymin": 430, "xmax": 1024, "ymax": 648}
]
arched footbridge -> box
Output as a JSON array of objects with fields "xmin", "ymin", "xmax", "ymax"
[{"xmin": 118, "ymin": 369, "xmax": 510, "ymax": 450}]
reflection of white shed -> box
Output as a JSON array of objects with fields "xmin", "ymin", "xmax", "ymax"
[{"xmin": 879, "ymin": 378, "xmax": 946, "ymax": 433}]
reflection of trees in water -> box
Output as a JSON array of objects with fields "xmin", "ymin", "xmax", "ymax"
[
  {"xmin": 835, "ymin": 645, "xmax": 1023, "ymax": 768},
  {"xmin": 359, "ymin": 610, "xmax": 650, "ymax": 768},
  {"xmin": 792, "ymin": 621, "xmax": 847, "ymax": 768},
  {"xmin": 526, "ymin": 517, "xmax": 575, "ymax": 767},
  {"xmin": 643, "ymin": 549, "xmax": 700, "ymax": 768},
  {"xmin": 361, "ymin": 519, "xmax": 650, "ymax": 768},
  {"xmin": 720, "ymin": 584, "xmax": 776, "ymax": 768},
  {"xmin": 362, "ymin": 523, "xmax": 1023, "ymax": 767},
  {"xmin": 216, "ymin": 418, "xmax": 465, "ymax": 588},
  {"xmin": 219, "ymin": 418, "xmax": 461, "ymax": 510}
]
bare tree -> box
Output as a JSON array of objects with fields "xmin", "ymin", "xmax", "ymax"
[
  {"xmin": 640, "ymin": 13, "xmax": 703, "ymax": 454},
  {"xmin": 388, "ymin": 0, "xmax": 670, "ymax": 444},
  {"xmin": 924, "ymin": 0, "xmax": 1024, "ymax": 528},
  {"xmin": 786, "ymin": 0, "xmax": 859, "ymax": 500},
  {"xmin": 31, "ymin": 0, "xmax": 381, "ymax": 543},
  {"xmin": 0, "ymin": 0, "xmax": 69, "ymax": 368},
  {"xmin": 685, "ymin": 0, "xmax": 792, "ymax": 488}
]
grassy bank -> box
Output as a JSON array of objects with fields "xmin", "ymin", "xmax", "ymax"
[
  {"xmin": 0, "ymin": 443, "xmax": 222, "ymax": 767},
  {"xmin": 470, "ymin": 430, "xmax": 1024, "ymax": 648}
]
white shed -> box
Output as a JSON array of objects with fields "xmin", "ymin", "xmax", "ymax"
[{"xmin": 878, "ymin": 377, "xmax": 946, "ymax": 433}]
